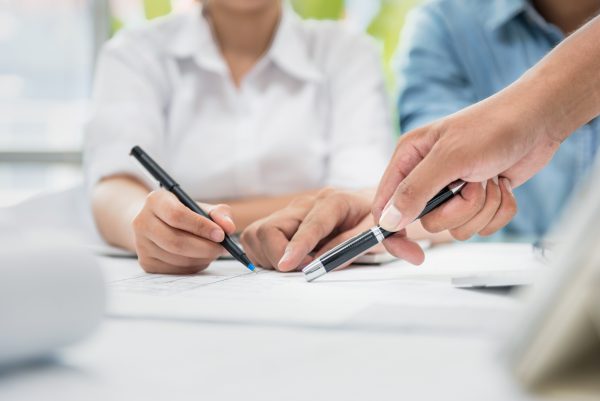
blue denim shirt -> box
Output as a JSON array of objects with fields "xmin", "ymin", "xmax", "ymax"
[{"xmin": 395, "ymin": 0, "xmax": 600, "ymax": 239}]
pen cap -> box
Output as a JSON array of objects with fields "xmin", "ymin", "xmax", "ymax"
[
  {"xmin": 130, "ymin": 146, "xmax": 178, "ymax": 190},
  {"xmin": 303, "ymin": 260, "xmax": 327, "ymax": 282}
]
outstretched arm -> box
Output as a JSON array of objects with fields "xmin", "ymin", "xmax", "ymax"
[{"xmin": 374, "ymin": 16, "xmax": 600, "ymax": 257}]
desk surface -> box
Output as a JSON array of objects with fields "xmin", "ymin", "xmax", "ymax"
[
  {"xmin": 0, "ymin": 243, "xmax": 541, "ymax": 401},
  {"xmin": 0, "ymin": 320, "xmax": 531, "ymax": 401}
]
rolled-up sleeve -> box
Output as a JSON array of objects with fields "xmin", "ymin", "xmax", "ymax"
[
  {"xmin": 83, "ymin": 33, "xmax": 168, "ymax": 193},
  {"xmin": 395, "ymin": 5, "xmax": 476, "ymax": 133},
  {"xmin": 325, "ymin": 33, "xmax": 394, "ymax": 190}
]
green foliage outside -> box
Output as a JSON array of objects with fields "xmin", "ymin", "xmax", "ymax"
[
  {"xmin": 143, "ymin": 0, "xmax": 172, "ymax": 19},
  {"xmin": 289, "ymin": 0, "xmax": 345, "ymax": 20}
]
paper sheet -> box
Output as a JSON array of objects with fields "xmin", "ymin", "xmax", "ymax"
[{"xmin": 105, "ymin": 243, "xmax": 543, "ymax": 336}]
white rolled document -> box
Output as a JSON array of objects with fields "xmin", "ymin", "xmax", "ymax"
[{"xmin": 0, "ymin": 228, "xmax": 105, "ymax": 367}]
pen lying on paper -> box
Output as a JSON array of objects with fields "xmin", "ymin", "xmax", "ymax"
[
  {"xmin": 303, "ymin": 180, "xmax": 466, "ymax": 282},
  {"xmin": 130, "ymin": 146, "xmax": 256, "ymax": 272}
]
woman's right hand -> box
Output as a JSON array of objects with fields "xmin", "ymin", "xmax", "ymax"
[{"xmin": 132, "ymin": 189, "xmax": 236, "ymax": 274}]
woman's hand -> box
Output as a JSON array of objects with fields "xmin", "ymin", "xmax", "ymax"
[
  {"xmin": 132, "ymin": 189, "xmax": 235, "ymax": 274},
  {"xmin": 240, "ymin": 189, "xmax": 424, "ymax": 271}
]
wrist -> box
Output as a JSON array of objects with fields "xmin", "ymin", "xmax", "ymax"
[
  {"xmin": 514, "ymin": 17, "xmax": 600, "ymax": 144},
  {"xmin": 522, "ymin": 67, "xmax": 575, "ymax": 143},
  {"xmin": 494, "ymin": 69, "xmax": 569, "ymax": 147}
]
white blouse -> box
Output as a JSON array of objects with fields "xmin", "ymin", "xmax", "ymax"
[{"xmin": 84, "ymin": 5, "xmax": 393, "ymax": 201}]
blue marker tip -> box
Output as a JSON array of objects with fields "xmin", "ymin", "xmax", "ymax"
[{"xmin": 248, "ymin": 263, "xmax": 256, "ymax": 272}]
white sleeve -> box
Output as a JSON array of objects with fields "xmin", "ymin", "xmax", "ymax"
[
  {"xmin": 324, "ymin": 31, "xmax": 394, "ymax": 190},
  {"xmin": 83, "ymin": 33, "xmax": 169, "ymax": 193}
]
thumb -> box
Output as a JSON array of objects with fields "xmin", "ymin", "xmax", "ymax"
[{"xmin": 379, "ymin": 148, "xmax": 460, "ymax": 232}]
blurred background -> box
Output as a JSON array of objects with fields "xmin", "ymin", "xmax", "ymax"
[{"xmin": 0, "ymin": 0, "xmax": 420, "ymax": 207}]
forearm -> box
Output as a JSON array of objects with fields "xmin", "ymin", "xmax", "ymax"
[
  {"xmin": 513, "ymin": 16, "xmax": 600, "ymax": 142},
  {"xmin": 212, "ymin": 189, "xmax": 324, "ymax": 232},
  {"xmin": 91, "ymin": 176, "xmax": 149, "ymax": 251}
]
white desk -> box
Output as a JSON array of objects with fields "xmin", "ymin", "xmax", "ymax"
[
  {"xmin": 0, "ymin": 243, "xmax": 542, "ymax": 401},
  {"xmin": 0, "ymin": 320, "xmax": 532, "ymax": 401}
]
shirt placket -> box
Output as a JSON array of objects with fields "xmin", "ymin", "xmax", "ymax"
[
  {"xmin": 232, "ymin": 83, "xmax": 262, "ymax": 197},
  {"xmin": 578, "ymin": 122, "xmax": 599, "ymax": 179}
]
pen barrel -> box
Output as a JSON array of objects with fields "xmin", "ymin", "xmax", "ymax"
[
  {"xmin": 222, "ymin": 236, "xmax": 251, "ymax": 266},
  {"xmin": 320, "ymin": 229, "xmax": 381, "ymax": 272},
  {"xmin": 130, "ymin": 146, "xmax": 178, "ymax": 190},
  {"xmin": 417, "ymin": 187, "xmax": 454, "ymax": 219}
]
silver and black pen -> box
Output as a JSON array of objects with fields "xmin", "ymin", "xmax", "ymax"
[{"xmin": 302, "ymin": 180, "xmax": 466, "ymax": 282}]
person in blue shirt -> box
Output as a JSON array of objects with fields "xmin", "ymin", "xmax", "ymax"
[{"xmin": 395, "ymin": 0, "xmax": 600, "ymax": 239}]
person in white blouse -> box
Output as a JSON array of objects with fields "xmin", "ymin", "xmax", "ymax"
[{"xmin": 85, "ymin": 0, "xmax": 393, "ymax": 274}]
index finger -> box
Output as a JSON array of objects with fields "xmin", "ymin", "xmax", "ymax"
[
  {"xmin": 152, "ymin": 191, "xmax": 224, "ymax": 241},
  {"xmin": 257, "ymin": 218, "xmax": 303, "ymax": 271},
  {"xmin": 372, "ymin": 126, "xmax": 433, "ymax": 220},
  {"xmin": 376, "ymin": 141, "xmax": 464, "ymax": 232},
  {"xmin": 278, "ymin": 197, "xmax": 348, "ymax": 271}
]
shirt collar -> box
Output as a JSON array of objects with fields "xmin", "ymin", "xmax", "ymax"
[
  {"xmin": 266, "ymin": 6, "xmax": 323, "ymax": 82},
  {"xmin": 483, "ymin": 0, "xmax": 565, "ymax": 40},
  {"xmin": 169, "ymin": 5, "xmax": 228, "ymax": 74},
  {"xmin": 168, "ymin": 4, "xmax": 323, "ymax": 82},
  {"xmin": 484, "ymin": 0, "xmax": 528, "ymax": 31}
]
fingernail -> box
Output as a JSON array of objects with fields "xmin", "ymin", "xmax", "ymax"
[
  {"xmin": 210, "ymin": 229, "xmax": 224, "ymax": 242},
  {"xmin": 380, "ymin": 204, "xmax": 403, "ymax": 231},
  {"xmin": 492, "ymin": 176, "xmax": 499, "ymax": 185},
  {"xmin": 216, "ymin": 213, "xmax": 234, "ymax": 225},
  {"xmin": 502, "ymin": 178, "xmax": 513, "ymax": 194},
  {"xmin": 278, "ymin": 247, "xmax": 293, "ymax": 268}
]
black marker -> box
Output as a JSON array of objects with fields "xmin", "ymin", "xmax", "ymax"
[
  {"xmin": 130, "ymin": 146, "xmax": 255, "ymax": 272},
  {"xmin": 302, "ymin": 181, "xmax": 466, "ymax": 282}
]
